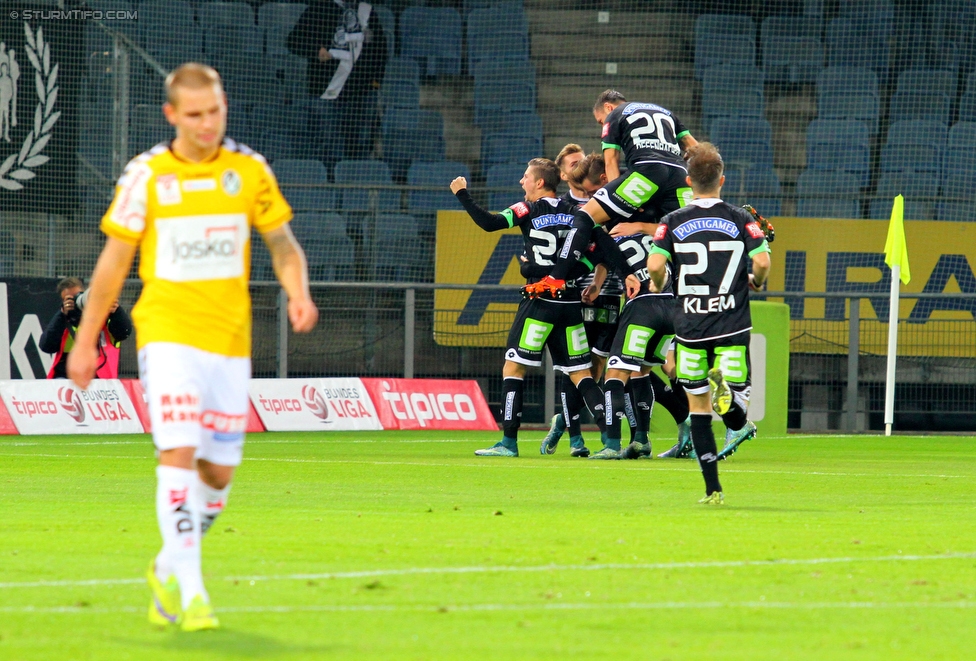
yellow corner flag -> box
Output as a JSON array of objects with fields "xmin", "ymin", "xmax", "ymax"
[{"xmin": 883, "ymin": 194, "xmax": 911, "ymax": 284}]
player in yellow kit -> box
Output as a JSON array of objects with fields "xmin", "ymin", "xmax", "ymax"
[{"xmin": 68, "ymin": 63, "xmax": 318, "ymax": 631}]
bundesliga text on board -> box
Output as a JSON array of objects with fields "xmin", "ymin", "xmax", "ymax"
[
  {"xmin": 249, "ymin": 378, "xmax": 382, "ymax": 431},
  {"xmin": 0, "ymin": 380, "xmax": 143, "ymax": 434}
]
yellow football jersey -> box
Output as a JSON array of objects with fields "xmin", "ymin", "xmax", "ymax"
[{"xmin": 101, "ymin": 139, "xmax": 292, "ymax": 357}]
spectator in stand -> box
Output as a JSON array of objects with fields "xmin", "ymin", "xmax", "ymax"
[{"xmin": 287, "ymin": 0, "xmax": 388, "ymax": 160}]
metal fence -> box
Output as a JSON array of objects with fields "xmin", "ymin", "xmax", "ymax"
[{"xmin": 109, "ymin": 282, "xmax": 976, "ymax": 432}]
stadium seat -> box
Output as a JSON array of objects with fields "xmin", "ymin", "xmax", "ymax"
[
  {"xmin": 136, "ymin": 1, "xmax": 204, "ymax": 71},
  {"xmin": 303, "ymin": 97, "xmax": 345, "ymax": 169},
  {"xmin": 888, "ymin": 93, "xmax": 951, "ymax": 125},
  {"xmin": 467, "ymin": 5, "xmax": 528, "ymax": 34},
  {"xmin": 381, "ymin": 58, "xmax": 422, "ymax": 110},
  {"xmin": 259, "ymin": 2, "xmax": 309, "ymax": 56},
  {"xmin": 701, "ymin": 65, "xmax": 765, "ymax": 131},
  {"xmin": 469, "ymin": 31, "xmax": 530, "ymax": 73},
  {"xmin": 838, "ymin": 0, "xmax": 893, "ymax": 34},
  {"xmin": 373, "ymin": 214, "xmax": 427, "ymax": 281},
  {"xmin": 708, "ymin": 117, "xmax": 773, "ymax": 169},
  {"xmin": 290, "ymin": 213, "xmax": 354, "ymax": 281},
  {"xmin": 868, "ymin": 172, "xmax": 939, "ymax": 221},
  {"xmin": 250, "ymin": 228, "xmax": 275, "ymax": 281},
  {"xmin": 476, "ymin": 111, "xmax": 543, "ymax": 138},
  {"xmin": 761, "ymin": 16, "xmax": 824, "ymax": 83},
  {"xmin": 960, "ymin": 91, "xmax": 976, "ymax": 123},
  {"xmin": 485, "ymin": 162, "xmax": 526, "ymax": 211},
  {"xmin": 249, "ymin": 102, "xmax": 307, "ymax": 162},
  {"xmin": 407, "ymin": 161, "xmax": 471, "ymax": 213},
  {"xmin": 382, "ymin": 108, "xmax": 446, "ymax": 180},
  {"xmin": 945, "ymin": 122, "xmax": 976, "ymax": 176},
  {"xmin": 881, "ymin": 120, "xmax": 948, "ymax": 176},
  {"xmin": 937, "ymin": 172, "xmax": 976, "ymax": 221},
  {"xmin": 130, "ymin": 104, "xmax": 172, "ymax": 156},
  {"xmin": 817, "ymin": 67, "xmax": 880, "ymax": 134},
  {"xmin": 474, "ymin": 79, "xmax": 537, "ymax": 127},
  {"xmin": 334, "ymin": 160, "xmax": 400, "ymax": 213},
  {"xmin": 482, "ymin": 133, "xmax": 543, "ymax": 169},
  {"xmin": 399, "ymin": 7, "xmax": 463, "ymax": 76},
  {"xmin": 896, "ymin": 69, "xmax": 958, "ymax": 99},
  {"xmin": 722, "ymin": 167, "xmax": 782, "ymax": 217},
  {"xmin": 694, "ymin": 14, "xmax": 756, "ymax": 79},
  {"xmin": 273, "ymin": 159, "xmax": 336, "ymax": 214},
  {"xmin": 372, "ymin": 5, "xmax": 397, "ymax": 61},
  {"xmin": 196, "ymin": 2, "xmax": 255, "ymax": 27},
  {"xmin": 806, "ymin": 119, "xmax": 871, "ymax": 185},
  {"xmin": 826, "ymin": 18, "xmax": 889, "ymax": 79},
  {"xmin": 84, "ymin": 1, "xmax": 137, "ymax": 57},
  {"xmin": 471, "ymin": 59, "xmax": 535, "ymax": 83},
  {"xmin": 796, "ymin": 169, "xmax": 862, "ymax": 219}
]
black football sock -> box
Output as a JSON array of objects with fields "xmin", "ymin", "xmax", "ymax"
[
  {"xmin": 549, "ymin": 209, "xmax": 596, "ymax": 281},
  {"xmin": 500, "ymin": 377, "xmax": 524, "ymax": 451},
  {"xmin": 628, "ymin": 375, "xmax": 654, "ymax": 444},
  {"xmin": 574, "ymin": 375, "xmax": 606, "ymax": 432},
  {"xmin": 721, "ymin": 393, "xmax": 748, "ymax": 432},
  {"xmin": 650, "ymin": 372, "xmax": 689, "ymax": 424},
  {"xmin": 559, "ymin": 372, "xmax": 584, "ymax": 437},
  {"xmin": 690, "ymin": 413, "xmax": 722, "ymax": 495},
  {"xmin": 603, "ymin": 378, "xmax": 626, "ymax": 451}
]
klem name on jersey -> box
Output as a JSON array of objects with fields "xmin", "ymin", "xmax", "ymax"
[
  {"xmin": 673, "ymin": 217, "xmax": 740, "ymax": 241},
  {"xmin": 683, "ymin": 295, "xmax": 736, "ymax": 314}
]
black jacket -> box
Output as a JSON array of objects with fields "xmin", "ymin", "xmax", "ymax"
[
  {"xmin": 286, "ymin": 0, "xmax": 387, "ymax": 99},
  {"xmin": 39, "ymin": 305, "xmax": 133, "ymax": 379}
]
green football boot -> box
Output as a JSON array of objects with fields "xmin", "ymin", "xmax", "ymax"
[
  {"xmin": 540, "ymin": 413, "xmax": 565, "ymax": 455},
  {"xmin": 588, "ymin": 446, "xmax": 622, "ymax": 460},
  {"xmin": 718, "ymin": 421, "xmax": 757, "ymax": 460},
  {"xmin": 475, "ymin": 442, "xmax": 519, "ymax": 457},
  {"xmin": 146, "ymin": 561, "xmax": 181, "ymax": 627},
  {"xmin": 698, "ymin": 491, "xmax": 725, "ymax": 505},
  {"xmin": 621, "ymin": 441, "xmax": 651, "ymax": 459},
  {"xmin": 180, "ymin": 595, "xmax": 219, "ymax": 632}
]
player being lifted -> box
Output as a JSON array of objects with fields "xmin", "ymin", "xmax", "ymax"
[
  {"xmin": 68, "ymin": 63, "xmax": 318, "ymax": 629},
  {"xmin": 648, "ymin": 143, "xmax": 770, "ymax": 504},
  {"xmin": 523, "ymin": 90, "xmax": 697, "ymax": 300},
  {"xmin": 539, "ymin": 145, "xmax": 624, "ymax": 456},
  {"xmin": 450, "ymin": 159, "xmax": 608, "ymax": 457}
]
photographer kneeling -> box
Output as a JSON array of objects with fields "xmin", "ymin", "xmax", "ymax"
[{"xmin": 39, "ymin": 277, "xmax": 132, "ymax": 379}]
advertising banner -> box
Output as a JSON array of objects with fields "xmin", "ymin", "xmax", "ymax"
[
  {"xmin": 0, "ymin": 278, "xmax": 60, "ymax": 379},
  {"xmin": 249, "ymin": 378, "xmax": 383, "ymax": 431},
  {"xmin": 361, "ymin": 378, "xmax": 497, "ymax": 431},
  {"xmin": 0, "ymin": 379, "xmax": 143, "ymax": 434}
]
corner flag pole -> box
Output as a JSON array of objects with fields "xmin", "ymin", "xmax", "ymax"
[{"xmin": 883, "ymin": 195, "xmax": 910, "ymax": 437}]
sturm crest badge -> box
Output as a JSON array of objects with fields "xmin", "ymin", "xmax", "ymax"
[
  {"xmin": 0, "ymin": 23, "xmax": 60, "ymax": 191},
  {"xmin": 221, "ymin": 169, "xmax": 242, "ymax": 196}
]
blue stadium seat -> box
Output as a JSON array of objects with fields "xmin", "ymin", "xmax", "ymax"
[
  {"xmin": 482, "ymin": 134, "xmax": 543, "ymax": 169},
  {"xmin": 881, "ymin": 120, "xmax": 948, "ymax": 176},
  {"xmin": 474, "ymin": 79, "xmax": 537, "ymax": 127},
  {"xmin": 407, "ymin": 161, "xmax": 471, "ymax": 213},
  {"xmin": 464, "ymin": 1, "xmax": 525, "ymax": 17},
  {"xmin": 889, "ymin": 93, "xmax": 951, "ymax": 125},
  {"xmin": 471, "ymin": 59, "xmax": 535, "ymax": 83},
  {"xmin": 945, "ymin": 122, "xmax": 976, "ymax": 176},
  {"xmin": 334, "ymin": 160, "xmax": 400, "ymax": 213},
  {"xmin": 838, "ymin": 0, "xmax": 893, "ymax": 35},
  {"xmin": 268, "ymin": 53, "xmax": 309, "ymax": 106},
  {"xmin": 400, "ymin": 7, "xmax": 463, "ymax": 76},
  {"xmin": 896, "ymin": 69, "xmax": 958, "ymax": 98},
  {"xmin": 137, "ymin": 1, "xmax": 203, "ymax": 71},
  {"xmin": 250, "ymin": 229, "xmax": 275, "ymax": 281},
  {"xmin": 868, "ymin": 172, "xmax": 939, "ymax": 221},
  {"xmin": 381, "ymin": 58, "xmax": 422, "ymax": 109},
  {"xmin": 249, "ymin": 102, "xmax": 307, "ymax": 162},
  {"xmin": 937, "ymin": 172, "xmax": 976, "ymax": 221},
  {"xmin": 817, "ymin": 66, "xmax": 880, "ymax": 134},
  {"xmin": 826, "ymin": 18, "xmax": 889, "ymax": 79},
  {"xmin": 373, "ymin": 214, "xmax": 426, "ymax": 281},
  {"xmin": 469, "ymin": 31, "xmax": 530, "ymax": 73},
  {"xmin": 259, "ymin": 2, "xmax": 309, "ymax": 56},
  {"xmin": 701, "ymin": 65, "xmax": 765, "ymax": 132},
  {"xmin": 198, "ymin": 2, "xmax": 255, "ymax": 26},
  {"xmin": 722, "ymin": 167, "xmax": 782, "ymax": 217},
  {"xmin": 382, "ymin": 108, "xmax": 446, "ymax": 180},
  {"xmin": 694, "ymin": 14, "xmax": 756, "ymax": 79},
  {"xmin": 960, "ymin": 91, "xmax": 976, "ymax": 123},
  {"xmin": 273, "ymin": 159, "xmax": 336, "ymax": 214},
  {"xmin": 709, "ymin": 117, "xmax": 773, "ymax": 169},
  {"xmin": 467, "ymin": 5, "xmax": 528, "ymax": 35},
  {"xmin": 761, "ymin": 16, "xmax": 824, "ymax": 83},
  {"xmin": 806, "ymin": 120, "xmax": 871, "ymax": 184},
  {"xmin": 130, "ymin": 104, "xmax": 172, "ymax": 156},
  {"xmin": 796, "ymin": 170, "xmax": 862, "ymax": 218},
  {"xmin": 477, "ymin": 111, "xmax": 543, "ymax": 139},
  {"xmin": 290, "ymin": 212, "xmax": 354, "ymax": 281},
  {"xmin": 485, "ymin": 162, "xmax": 526, "ymax": 211}
]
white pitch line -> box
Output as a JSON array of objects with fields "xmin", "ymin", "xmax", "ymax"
[
  {"xmin": 3, "ymin": 600, "xmax": 976, "ymax": 616},
  {"xmin": 2, "ymin": 552, "xmax": 973, "ymax": 590},
  {"xmin": 0, "ymin": 451, "xmax": 971, "ymax": 480}
]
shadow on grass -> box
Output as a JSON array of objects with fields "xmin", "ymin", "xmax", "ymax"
[{"xmin": 114, "ymin": 628, "xmax": 337, "ymax": 658}]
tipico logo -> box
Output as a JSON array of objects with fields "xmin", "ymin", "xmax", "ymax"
[{"xmin": 57, "ymin": 386, "xmax": 85, "ymax": 423}]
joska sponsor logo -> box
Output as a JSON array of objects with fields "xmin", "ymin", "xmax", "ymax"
[
  {"xmin": 249, "ymin": 378, "xmax": 382, "ymax": 431},
  {"xmin": 0, "ymin": 380, "xmax": 143, "ymax": 434},
  {"xmin": 361, "ymin": 378, "xmax": 497, "ymax": 431},
  {"xmin": 155, "ymin": 214, "xmax": 247, "ymax": 282}
]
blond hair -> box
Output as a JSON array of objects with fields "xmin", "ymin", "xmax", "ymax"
[
  {"xmin": 165, "ymin": 62, "xmax": 223, "ymax": 106},
  {"xmin": 555, "ymin": 143, "xmax": 584, "ymax": 170},
  {"xmin": 686, "ymin": 142, "xmax": 724, "ymax": 191}
]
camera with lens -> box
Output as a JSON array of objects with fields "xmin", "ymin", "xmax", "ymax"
[{"xmin": 64, "ymin": 290, "xmax": 89, "ymax": 323}]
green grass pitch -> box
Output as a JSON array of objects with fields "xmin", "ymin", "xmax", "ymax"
[{"xmin": 2, "ymin": 430, "xmax": 975, "ymax": 660}]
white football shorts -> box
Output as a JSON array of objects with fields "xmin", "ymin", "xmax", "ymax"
[{"xmin": 138, "ymin": 342, "xmax": 251, "ymax": 466}]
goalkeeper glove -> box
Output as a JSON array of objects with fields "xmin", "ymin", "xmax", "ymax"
[
  {"xmin": 521, "ymin": 276, "xmax": 566, "ymax": 300},
  {"xmin": 742, "ymin": 204, "xmax": 775, "ymax": 243}
]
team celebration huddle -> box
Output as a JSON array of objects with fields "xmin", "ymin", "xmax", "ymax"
[{"xmin": 452, "ymin": 90, "xmax": 773, "ymax": 506}]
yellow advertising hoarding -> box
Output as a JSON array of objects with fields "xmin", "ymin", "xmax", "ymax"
[{"xmin": 434, "ymin": 212, "xmax": 976, "ymax": 356}]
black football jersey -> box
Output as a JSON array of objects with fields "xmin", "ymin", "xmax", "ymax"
[
  {"xmin": 652, "ymin": 199, "xmax": 770, "ymax": 341},
  {"xmin": 612, "ymin": 233, "xmax": 673, "ymax": 299},
  {"xmin": 560, "ymin": 191, "xmax": 625, "ymax": 296},
  {"xmin": 501, "ymin": 197, "xmax": 591, "ymax": 287},
  {"xmin": 601, "ymin": 102, "xmax": 690, "ymax": 170}
]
